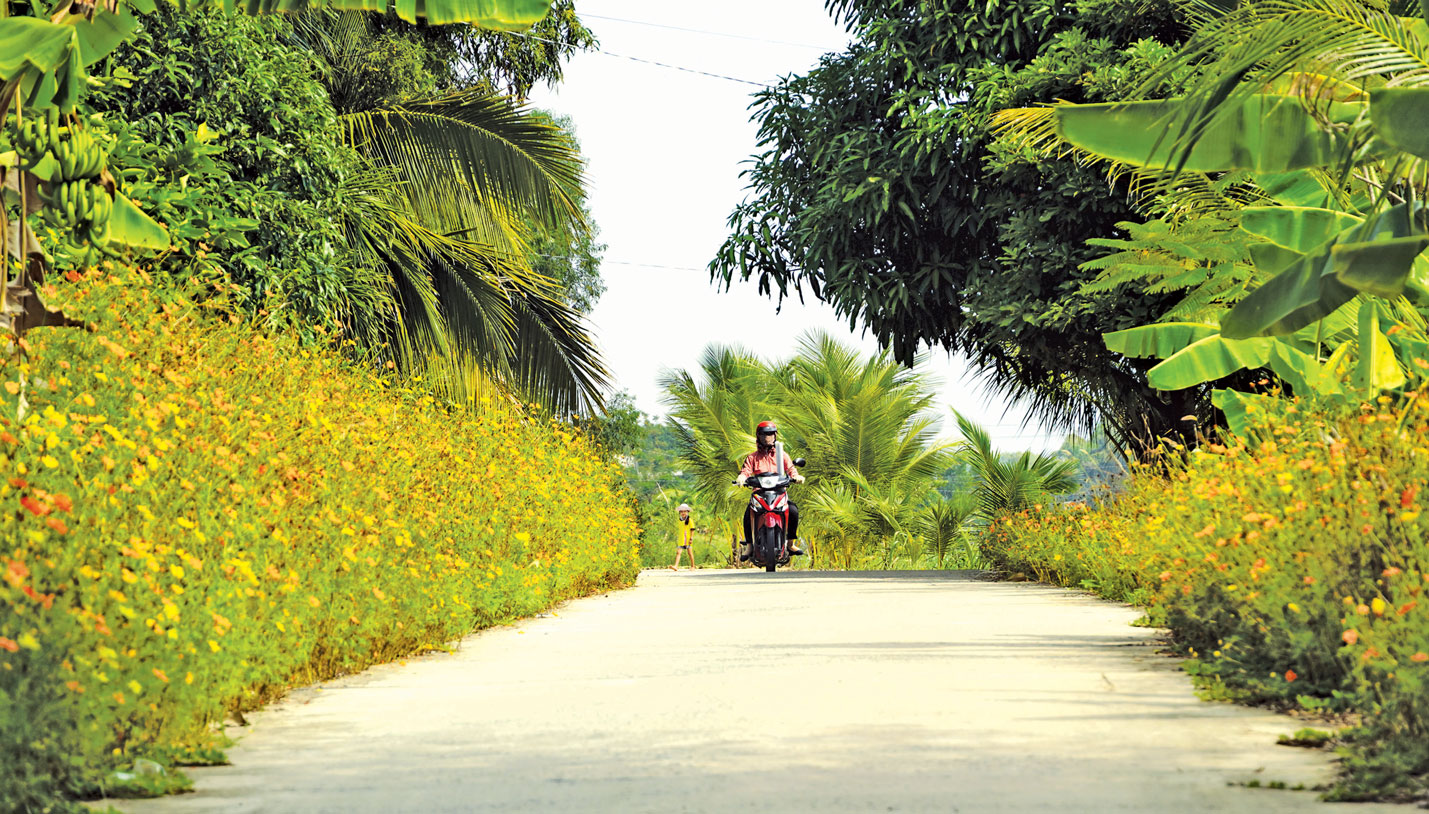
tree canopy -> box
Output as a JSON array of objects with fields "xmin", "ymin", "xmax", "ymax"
[{"xmin": 712, "ymin": 0, "xmax": 1200, "ymax": 449}]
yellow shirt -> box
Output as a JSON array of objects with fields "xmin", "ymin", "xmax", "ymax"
[{"xmin": 675, "ymin": 514, "xmax": 695, "ymax": 546}]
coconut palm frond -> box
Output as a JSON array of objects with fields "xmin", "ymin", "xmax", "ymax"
[
  {"xmin": 955, "ymin": 410, "xmax": 1081, "ymax": 522},
  {"xmin": 918, "ymin": 495, "xmax": 976, "ymax": 568},
  {"xmin": 343, "ymin": 90, "xmax": 585, "ymax": 232}
]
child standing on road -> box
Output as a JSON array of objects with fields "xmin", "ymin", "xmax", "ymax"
[{"xmin": 670, "ymin": 503, "xmax": 696, "ymax": 571}]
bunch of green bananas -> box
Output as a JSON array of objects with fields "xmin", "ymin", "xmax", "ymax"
[
  {"xmin": 50, "ymin": 127, "xmax": 107, "ymax": 182},
  {"xmin": 11, "ymin": 111, "xmax": 54, "ymax": 171},
  {"xmin": 10, "ymin": 109, "xmax": 107, "ymax": 181},
  {"xmin": 39, "ymin": 179, "xmax": 113, "ymax": 241}
]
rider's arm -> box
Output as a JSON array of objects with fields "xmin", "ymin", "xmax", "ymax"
[
  {"xmin": 737, "ymin": 453, "xmax": 755, "ymax": 480},
  {"xmin": 784, "ymin": 453, "xmax": 804, "ymax": 482}
]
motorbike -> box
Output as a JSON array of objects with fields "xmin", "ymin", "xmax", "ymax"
[{"xmin": 734, "ymin": 443, "xmax": 807, "ymax": 573}]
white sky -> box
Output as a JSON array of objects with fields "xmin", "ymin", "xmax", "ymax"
[{"xmin": 528, "ymin": 0, "xmax": 1067, "ymax": 452}]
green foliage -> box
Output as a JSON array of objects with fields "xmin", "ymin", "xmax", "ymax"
[
  {"xmin": 662, "ymin": 332, "xmax": 960, "ymax": 568},
  {"xmin": 918, "ymin": 494, "xmax": 979, "ymax": 568},
  {"xmin": 714, "ymin": 0, "xmax": 1205, "ymax": 452},
  {"xmin": 953, "ymin": 412, "xmax": 1080, "ymax": 523},
  {"xmin": 285, "ymin": 9, "xmax": 608, "ymax": 413},
  {"xmin": 982, "ymin": 397, "xmax": 1429, "ymax": 799},
  {"xmin": 574, "ymin": 390, "xmax": 643, "ymax": 457},
  {"xmin": 1278, "ymin": 727, "xmax": 1334, "ymax": 747},
  {"xmin": 81, "ymin": 5, "xmax": 377, "ymax": 340},
  {"xmin": 1008, "ymin": 0, "xmax": 1429, "ymax": 424},
  {"xmin": 0, "ymin": 272, "xmax": 638, "ymax": 810},
  {"xmin": 1080, "ymin": 216, "xmax": 1256, "ymax": 322}
]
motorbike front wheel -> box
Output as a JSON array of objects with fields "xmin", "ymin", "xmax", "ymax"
[{"xmin": 757, "ymin": 526, "xmax": 781, "ymax": 573}]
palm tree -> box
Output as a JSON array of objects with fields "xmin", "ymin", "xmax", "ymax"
[
  {"xmin": 294, "ymin": 10, "xmax": 608, "ymax": 413},
  {"xmin": 953, "ymin": 411, "xmax": 1079, "ymax": 524},
  {"xmin": 658, "ymin": 344, "xmax": 766, "ymax": 541},
  {"xmin": 919, "ymin": 494, "xmax": 978, "ymax": 569},
  {"xmin": 662, "ymin": 332, "xmax": 957, "ymax": 567}
]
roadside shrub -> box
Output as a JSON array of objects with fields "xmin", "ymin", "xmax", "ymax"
[
  {"xmin": 983, "ymin": 399, "xmax": 1429, "ymax": 798},
  {"xmin": 0, "ymin": 271, "xmax": 639, "ymax": 811}
]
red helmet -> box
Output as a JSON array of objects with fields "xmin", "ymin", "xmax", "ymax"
[{"xmin": 756, "ymin": 421, "xmax": 778, "ymax": 449}]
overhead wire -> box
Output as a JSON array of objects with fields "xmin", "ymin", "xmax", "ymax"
[
  {"xmin": 580, "ymin": 13, "xmax": 833, "ymax": 51},
  {"xmin": 510, "ymin": 29, "xmax": 771, "ymax": 87}
]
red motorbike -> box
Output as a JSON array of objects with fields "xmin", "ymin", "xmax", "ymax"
[{"xmin": 735, "ymin": 447, "xmax": 806, "ymax": 572}]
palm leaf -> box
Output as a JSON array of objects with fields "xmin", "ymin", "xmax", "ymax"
[{"xmin": 343, "ymin": 90, "xmax": 583, "ymax": 232}]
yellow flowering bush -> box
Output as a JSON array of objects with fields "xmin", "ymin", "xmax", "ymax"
[
  {"xmin": 0, "ymin": 271, "xmax": 639, "ymax": 810},
  {"xmin": 984, "ymin": 398, "xmax": 1429, "ymax": 799}
]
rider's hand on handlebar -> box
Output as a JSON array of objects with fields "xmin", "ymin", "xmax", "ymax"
[{"xmin": 793, "ymin": 474, "xmax": 806, "ymax": 484}]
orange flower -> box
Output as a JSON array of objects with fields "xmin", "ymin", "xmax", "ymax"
[
  {"xmin": 65, "ymin": 680, "xmax": 83, "ymax": 693},
  {"xmin": 0, "ymin": 637, "xmax": 17, "ymax": 652},
  {"xmin": 1303, "ymin": 576, "xmax": 1316, "ymax": 585},
  {"xmin": 45, "ymin": 517, "xmax": 68, "ymax": 535},
  {"xmin": 1284, "ymin": 669, "xmax": 1297, "ymax": 683},
  {"xmin": 19, "ymin": 496, "xmax": 49, "ymax": 516},
  {"xmin": 0, "ymin": 431, "xmax": 17, "ymax": 445},
  {"xmin": 52, "ymin": 494, "xmax": 73, "ymax": 513},
  {"xmin": 1403, "ymin": 486, "xmax": 1419, "ymax": 508},
  {"xmin": 6, "ymin": 560, "xmax": 29, "ymax": 584},
  {"xmin": 1411, "ymin": 652, "xmax": 1428, "ymax": 663},
  {"xmin": 1343, "ymin": 629, "xmax": 1360, "ymax": 645},
  {"xmin": 153, "ymin": 669, "xmax": 169, "ymax": 683},
  {"xmin": 1383, "ymin": 567, "xmax": 1404, "ymax": 577}
]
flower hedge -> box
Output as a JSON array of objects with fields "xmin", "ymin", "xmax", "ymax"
[
  {"xmin": 0, "ymin": 271, "xmax": 640, "ymax": 811},
  {"xmin": 983, "ymin": 399, "xmax": 1429, "ymax": 800}
]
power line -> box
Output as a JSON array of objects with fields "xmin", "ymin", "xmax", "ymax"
[
  {"xmin": 582, "ymin": 13, "xmax": 833, "ymax": 51},
  {"xmin": 536, "ymin": 254, "xmax": 709, "ymax": 273},
  {"xmin": 511, "ymin": 30, "xmax": 771, "ymax": 87}
]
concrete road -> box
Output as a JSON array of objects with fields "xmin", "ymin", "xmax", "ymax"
[{"xmin": 109, "ymin": 570, "xmax": 1407, "ymax": 813}]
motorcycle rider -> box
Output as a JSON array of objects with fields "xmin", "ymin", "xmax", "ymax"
[{"xmin": 737, "ymin": 421, "xmax": 805, "ymax": 558}]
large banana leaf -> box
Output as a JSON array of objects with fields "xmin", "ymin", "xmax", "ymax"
[
  {"xmin": 1212, "ymin": 388, "xmax": 1281, "ymax": 439},
  {"xmin": 1247, "ymin": 241, "xmax": 1306, "ymax": 277},
  {"xmin": 0, "ymin": 17, "xmax": 83, "ymax": 111},
  {"xmin": 1146, "ymin": 334, "xmax": 1275, "ymax": 390},
  {"xmin": 1266, "ymin": 342, "xmax": 1344, "ymax": 397},
  {"xmin": 226, "ymin": 0, "xmax": 548, "ymax": 26},
  {"xmin": 1054, "ymin": 95, "xmax": 1366, "ymax": 173},
  {"xmin": 1333, "ymin": 234, "xmax": 1429, "ymax": 297},
  {"xmin": 1240, "ymin": 206, "xmax": 1362, "ymax": 252},
  {"xmin": 1219, "ymin": 244, "xmax": 1355, "ymax": 338},
  {"xmin": 1256, "ymin": 171, "xmax": 1330, "ymax": 208},
  {"xmin": 1369, "ymin": 87, "xmax": 1429, "ymax": 160},
  {"xmin": 110, "ymin": 191, "xmax": 170, "ymax": 249},
  {"xmin": 62, "ymin": 7, "xmax": 139, "ymax": 67},
  {"xmin": 1102, "ymin": 322, "xmax": 1220, "ymax": 359},
  {"xmin": 1357, "ymin": 301, "xmax": 1406, "ymax": 391},
  {"xmin": 1222, "ymin": 204, "xmax": 1427, "ymax": 338}
]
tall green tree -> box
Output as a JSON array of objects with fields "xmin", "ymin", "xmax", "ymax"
[
  {"xmin": 291, "ymin": 9, "xmax": 606, "ymax": 412},
  {"xmin": 711, "ymin": 0, "xmax": 1201, "ymax": 453}
]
